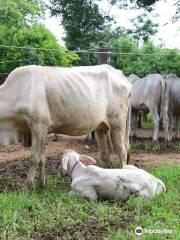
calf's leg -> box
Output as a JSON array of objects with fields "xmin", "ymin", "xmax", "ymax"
[{"xmin": 71, "ymin": 183, "xmax": 98, "ymax": 201}]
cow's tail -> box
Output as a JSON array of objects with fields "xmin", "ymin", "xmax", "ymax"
[
  {"xmin": 125, "ymin": 97, "xmax": 131, "ymax": 164},
  {"xmin": 160, "ymin": 77, "xmax": 169, "ymax": 120},
  {"xmin": 159, "ymin": 77, "xmax": 170, "ymax": 141}
]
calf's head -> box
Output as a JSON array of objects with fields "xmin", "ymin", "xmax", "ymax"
[{"xmin": 59, "ymin": 150, "xmax": 97, "ymax": 177}]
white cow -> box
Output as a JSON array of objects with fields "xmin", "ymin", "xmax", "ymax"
[
  {"xmin": 60, "ymin": 150, "xmax": 166, "ymax": 201},
  {"xmin": 165, "ymin": 74, "xmax": 180, "ymax": 140},
  {"xmin": 128, "ymin": 74, "xmax": 169, "ymax": 141},
  {"xmin": 0, "ymin": 64, "xmax": 131, "ymax": 189},
  {"xmin": 128, "ymin": 74, "xmax": 140, "ymax": 84}
]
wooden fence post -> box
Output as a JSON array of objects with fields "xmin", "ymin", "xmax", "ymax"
[{"xmin": 97, "ymin": 41, "xmax": 109, "ymax": 65}]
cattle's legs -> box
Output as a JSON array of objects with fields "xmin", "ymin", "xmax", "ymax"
[
  {"xmin": 150, "ymin": 107, "xmax": 160, "ymax": 141},
  {"xmin": 27, "ymin": 123, "xmax": 48, "ymax": 189},
  {"xmin": 162, "ymin": 110, "xmax": 169, "ymax": 141},
  {"xmin": 111, "ymin": 128, "xmax": 127, "ymax": 168},
  {"xmin": 168, "ymin": 111, "xmax": 174, "ymax": 141},
  {"xmin": 131, "ymin": 112, "xmax": 138, "ymax": 138},
  {"xmin": 38, "ymin": 153, "xmax": 46, "ymax": 188},
  {"xmin": 95, "ymin": 129, "xmax": 111, "ymax": 167},
  {"xmin": 175, "ymin": 115, "xmax": 180, "ymax": 139},
  {"xmin": 107, "ymin": 131, "xmax": 113, "ymax": 152}
]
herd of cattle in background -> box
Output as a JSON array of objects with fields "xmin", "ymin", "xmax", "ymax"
[
  {"xmin": 0, "ymin": 64, "xmax": 179, "ymax": 188},
  {"xmin": 129, "ymin": 73, "xmax": 180, "ymax": 141}
]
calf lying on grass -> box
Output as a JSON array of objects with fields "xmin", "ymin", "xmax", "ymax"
[{"xmin": 60, "ymin": 150, "xmax": 166, "ymax": 201}]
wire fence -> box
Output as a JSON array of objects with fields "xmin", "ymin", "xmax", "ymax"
[
  {"xmin": 0, "ymin": 44, "xmax": 179, "ymax": 79},
  {"xmin": 0, "ymin": 44, "xmax": 179, "ymax": 56}
]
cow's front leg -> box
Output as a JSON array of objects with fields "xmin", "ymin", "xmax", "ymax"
[
  {"xmin": 27, "ymin": 150, "xmax": 40, "ymax": 190},
  {"xmin": 27, "ymin": 122, "xmax": 48, "ymax": 190},
  {"xmin": 38, "ymin": 153, "xmax": 46, "ymax": 188}
]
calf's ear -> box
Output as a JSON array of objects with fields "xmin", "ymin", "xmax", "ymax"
[
  {"xmin": 62, "ymin": 157, "xmax": 69, "ymax": 170},
  {"xmin": 79, "ymin": 155, "xmax": 97, "ymax": 166}
]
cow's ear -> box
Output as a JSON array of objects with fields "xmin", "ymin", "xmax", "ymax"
[
  {"xmin": 79, "ymin": 155, "xmax": 97, "ymax": 166},
  {"xmin": 62, "ymin": 157, "xmax": 69, "ymax": 170}
]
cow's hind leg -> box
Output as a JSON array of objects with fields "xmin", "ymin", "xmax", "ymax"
[
  {"xmin": 111, "ymin": 128, "xmax": 127, "ymax": 168},
  {"xmin": 162, "ymin": 110, "xmax": 169, "ymax": 141},
  {"xmin": 168, "ymin": 111, "xmax": 174, "ymax": 141},
  {"xmin": 95, "ymin": 123, "xmax": 111, "ymax": 167},
  {"xmin": 175, "ymin": 115, "xmax": 180, "ymax": 139},
  {"xmin": 149, "ymin": 107, "xmax": 160, "ymax": 141},
  {"xmin": 131, "ymin": 112, "xmax": 138, "ymax": 138},
  {"xmin": 27, "ymin": 122, "xmax": 48, "ymax": 189}
]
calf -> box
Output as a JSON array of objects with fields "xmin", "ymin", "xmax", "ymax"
[{"xmin": 60, "ymin": 150, "xmax": 166, "ymax": 201}]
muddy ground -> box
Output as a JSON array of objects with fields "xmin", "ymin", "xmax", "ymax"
[{"xmin": 0, "ymin": 129, "xmax": 180, "ymax": 191}]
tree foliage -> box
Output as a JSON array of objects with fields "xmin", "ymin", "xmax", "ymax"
[
  {"xmin": 108, "ymin": 0, "xmax": 158, "ymax": 8},
  {"xmin": 49, "ymin": 0, "xmax": 161, "ymax": 50},
  {"xmin": 50, "ymin": 0, "xmax": 110, "ymax": 50},
  {"xmin": 109, "ymin": 37, "xmax": 180, "ymax": 77},
  {"xmin": 0, "ymin": 0, "xmax": 78, "ymax": 77},
  {"xmin": 0, "ymin": 0, "xmax": 45, "ymax": 27},
  {"xmin": 128, "ymin": 12, "xmax": 158, "ymax": 43},
  {"xmin": 109, "ymin": 0, "xmax": 180, "ymax": 21}
]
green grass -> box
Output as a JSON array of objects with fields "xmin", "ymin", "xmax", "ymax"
[{"xmin": 0, "ymin": 165, "xmax": 179, "ymax": 240}]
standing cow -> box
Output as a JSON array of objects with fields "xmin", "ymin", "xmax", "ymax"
[
  {"xmin": 166, "ymin": 74, "xmax": 180, "ymax": 140},
  {"xmin": 128, "ymin": 74, "xmax": 169, "ymax": 141},
  {"xmin": 0, "ymin": 64, "xmax": 131, "ymax": 189}
]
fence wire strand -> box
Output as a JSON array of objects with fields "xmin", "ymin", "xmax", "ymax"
[
  {"xmin": 0, "ymin": 44, "xmax": 179, "ymax": 56},
  {"xmin": 0, "ymin": 43, "xmax": 179, "ymax": 76}
]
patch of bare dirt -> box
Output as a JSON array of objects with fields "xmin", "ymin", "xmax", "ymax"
[{"xmin": 0, "ymin": 130, "xmax": 180, "ymax": 191}]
